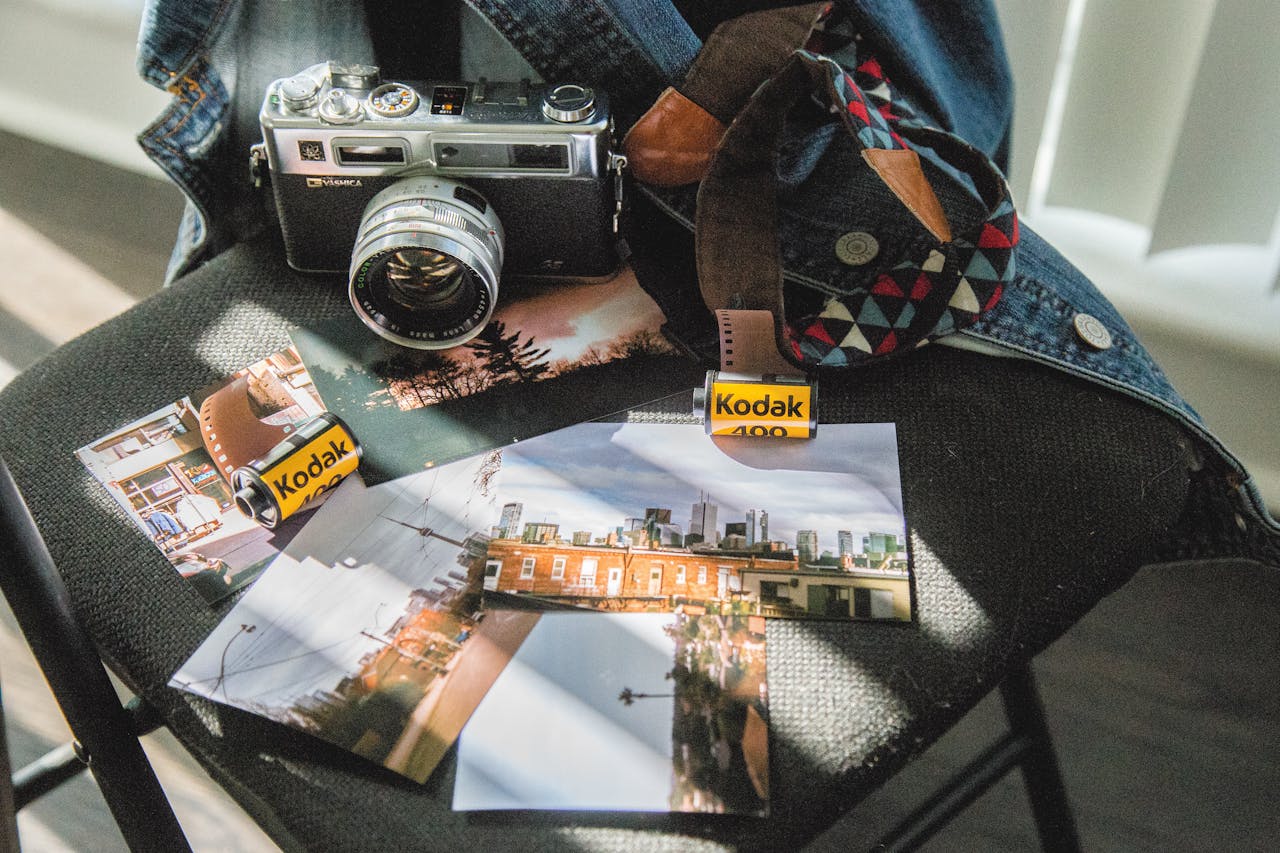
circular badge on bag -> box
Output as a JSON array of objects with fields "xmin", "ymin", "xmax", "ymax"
[{"xmin": 835, "ymin": 231, "xmax": 879, "ymax": 266}]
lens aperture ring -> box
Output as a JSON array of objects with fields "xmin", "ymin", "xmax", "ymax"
[{"xmin": 361, "ymin": 197, "xmax": 497, "ymax": 254}]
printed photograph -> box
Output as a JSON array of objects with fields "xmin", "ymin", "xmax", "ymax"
[
  {"xmin": 170, "ymin": 447, "xmax": 536, "ymax": 784},
  {"xmin": 169, "ymin": 414, "xmax": 904, "ymax": 790},
  {"xmin": 481, "ymin": 421, "xmax": 912, "ymax": 621},
  {"xmin": 454, "ymin": 610, "xmax": 769, "ymax": 815},
  {"xmin": 76, "ymin": 347, "xmax": 325, "ymax": 603},
  {"xmin": 289, "ymin": 268, "xmax": 706, "ymax": 484}
]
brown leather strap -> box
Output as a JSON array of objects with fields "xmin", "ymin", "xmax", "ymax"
[
  {"xmin": 681, "ymin": 3, "xmax": 828, "ymax": 124},
  {"xmin": 696, "ymin": 55, "xmax": 817, "ymax": 320},
  {"xmin": 621, "ymin": 3, "xmax": 825, "ymax": 188},
  {"xmin": 862, "ymin": 148, "xmax": 953, "ymax": 242},
  {"xmin": 622, "ymin": 88, "xmax": 727, "ymax": 187}
]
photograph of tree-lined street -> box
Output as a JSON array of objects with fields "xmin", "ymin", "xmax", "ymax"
[
  {"xmin": 170, "ymin": 446, "xmax": 533, "ymax": 783},
  {"xmin": 291, "ymin": 270, "xmax": 705, "ymax": 483},
  {"xmin": 665, "ymin": 612, "xmax": 768, "ymax": 815}
]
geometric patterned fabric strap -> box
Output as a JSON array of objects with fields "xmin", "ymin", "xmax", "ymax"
[{"xmin": 696, "ymin": 7, "xmax": 1019, "ymax": 371}]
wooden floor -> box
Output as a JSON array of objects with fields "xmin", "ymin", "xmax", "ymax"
[{"xmin": 2, "ymin": 130, "xmax": 1278, "ymax": 851}]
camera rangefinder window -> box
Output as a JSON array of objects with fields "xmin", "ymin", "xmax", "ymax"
[{"xmin": 434, "ymin": 142, "xmax": 569, "ymax": 172}]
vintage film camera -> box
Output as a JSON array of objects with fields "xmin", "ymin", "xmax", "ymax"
[{"xmin": 255, "ymin": 62, "xmax": 625, "ymax": 348}]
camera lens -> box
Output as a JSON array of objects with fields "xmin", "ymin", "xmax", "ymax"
[
  {"xmin": 382, "ymin": 249, "xmax": 468, "ymax": 310},
  {"xmin": 349, "ymin": 177, "xmax": 504, "ymax": 349}
]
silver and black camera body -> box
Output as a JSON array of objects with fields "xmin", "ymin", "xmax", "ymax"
[{"xmin": 256, "ymin": 61, "xmax": 623, "ymax": 348}]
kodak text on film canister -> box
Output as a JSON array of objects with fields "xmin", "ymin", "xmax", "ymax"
[
  {"xmin": 694, "ymin": 371, "xmax": 818, "ymax": 439},
  {"xmin": 230, "ymin": 412, "xmax": 361, "ymax": 529}
]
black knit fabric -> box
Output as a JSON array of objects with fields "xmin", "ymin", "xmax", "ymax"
[{"xmin": 0, "ymin": 234, "xmax": 1212, "ymax": 850}]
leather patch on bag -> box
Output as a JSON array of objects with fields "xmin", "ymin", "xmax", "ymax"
[{"xmin": 862, "ymin": 148, "xmax": 953, "ymax": 243}]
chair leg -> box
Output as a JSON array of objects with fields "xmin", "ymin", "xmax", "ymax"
[
  {"xmin": 1000, "ymin": 664, "xmax": 1081, "ymax": 853},
  {"xmin": 0, "ymin": 459, "xmax": 191, "ymax": 852},
  {"xmin": 874, "ymin": 662, "xmax": 1080, "ymax": 852},
  {"xmin": 1, "ymin": 677, "xmax": 20, "ymax": 853}
]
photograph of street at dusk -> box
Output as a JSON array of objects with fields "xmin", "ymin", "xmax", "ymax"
[
  {"xmin": 483, "ymin": 421, "xmax": 911, "ymax": 621},
  {"xmin": 170, "ymin": 448, "xmax": 527, "ymax": 783}
]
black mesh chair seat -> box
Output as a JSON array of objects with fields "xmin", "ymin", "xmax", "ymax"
[{"xmin": 0, "ymin": 232, "xmax": 1222, "ymax": 850}]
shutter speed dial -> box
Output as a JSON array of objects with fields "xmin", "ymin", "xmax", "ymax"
[{"xmin": 369, "ymin": 83, "xmax": 419, "ymax": 118}]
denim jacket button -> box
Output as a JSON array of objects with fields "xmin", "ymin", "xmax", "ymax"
[
  {"xmin": 835, "ymin": 231, "xmax": 879, "ymax": 265},
  {"xmin": 1073, "ymin": 313, "xmax": 1113, "ymax": 350}
]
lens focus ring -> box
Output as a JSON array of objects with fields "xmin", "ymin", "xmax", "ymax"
[{"xmin": 349, "ymin": 178, "xmax": 504, "ymax": 350}]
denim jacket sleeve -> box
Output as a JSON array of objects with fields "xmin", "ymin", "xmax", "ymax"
[{"xmin": 136, "ymin": 0, "xmax": 376, "ymax": 281}]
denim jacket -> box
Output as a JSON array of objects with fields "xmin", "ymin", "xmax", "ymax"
[{"xmin": 136, "ymin": 0, "xmax": 1278, "ymax": 550}]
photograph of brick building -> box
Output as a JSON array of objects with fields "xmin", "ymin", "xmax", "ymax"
[
  {"xmin": 481, "ymin": 420, "xmax": 911, "ymax": 621},
  {"xmin": 485, "ymin": 537, "xmax": 910, "ymax": 620}
]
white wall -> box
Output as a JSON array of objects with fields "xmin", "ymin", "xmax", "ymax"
[
  {"xmin": 994, "ymin": 0, "xmax": 1279, "ymax": 509},
  {"xmin": 0, "ymin": 0, "xmax": 168, "ymax": 175}
]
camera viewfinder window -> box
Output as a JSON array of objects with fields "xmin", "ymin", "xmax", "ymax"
[{"xmin": 510, "ymin": 144, "xmax": 569, "ymax": 170}]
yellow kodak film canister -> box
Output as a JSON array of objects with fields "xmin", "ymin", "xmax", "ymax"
[
  {"xmin": 231, "ymin": 412, "xmax": 361, "ymax": 529},
  {"xmin": 696, "ymin": 371, "xmax": 818, "ymax": 439}
]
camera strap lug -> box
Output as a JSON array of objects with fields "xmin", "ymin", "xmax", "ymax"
[
  {"xmin": 610, "ymin": 152, "xmax": 628, "ymax": 234},
  {"xmin": 249, "ymin": 144, "xmax": 268, "ymax": 189}
]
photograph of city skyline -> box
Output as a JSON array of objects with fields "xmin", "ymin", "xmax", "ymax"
[{"xmin": 482, "ymin": 421, "xmax": 912, "ymax": 621}]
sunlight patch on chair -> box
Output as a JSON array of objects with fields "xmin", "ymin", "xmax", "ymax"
[
  {"xmin": 0, "ymin": 206, "xmax": 136, "ymax": 343},
  {"xmin": 0, "ymin": 357, "xmax": 17, "ymax": 392},
  {"xmin": 909, "ymin": 534, "xmax": 995, "ymax": 651},
  {"xmin": 192, "ymin": 302, "xmax": 295, "ymax": 373}
]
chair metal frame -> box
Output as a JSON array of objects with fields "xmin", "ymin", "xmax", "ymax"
[
  {"xmin": 0, "ymin": 455, "xmax": 1077, "ymax": 851},
  {"xmin": 0, "ymin": 459, "xmax": 190, "ymax": 851},
  {"xmin": 1, "ymin": 668, "xmax": 20, "ymax": 852}
]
